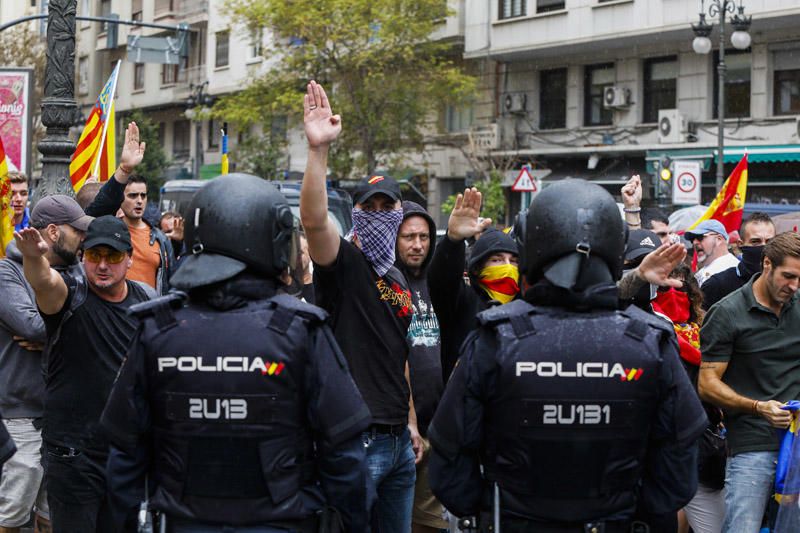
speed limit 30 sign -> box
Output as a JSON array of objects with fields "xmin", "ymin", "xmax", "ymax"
[{"xmin": 672, "ymin": 161, "xmax": 702, "ymax": 205}]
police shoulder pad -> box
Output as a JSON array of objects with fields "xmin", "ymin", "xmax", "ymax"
[
  {"xmin": 269, "ymin": 293, "xmax": 328, "ymax": 324},
  {"xmin": 476, "ymin": 299, "xmax": 535, "ymax": 327},
  {"xmin": 619, "ymin": 304, "xmax": 674, "ymax": 338},
  {"xmin": 128, "ymin": 291, "xmax": 187, "ymax": 320}
]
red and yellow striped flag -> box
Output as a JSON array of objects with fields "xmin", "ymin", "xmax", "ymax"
[
  {"xmin": 0, "ymin": 135, "xmax": 12, "ymax": 258},
  {"xmin": 687, "ymin": 153, "xmax": 748, "ymax": 235},
  {"xmin": 70, "ymin": 62, "xmax": 119, "ymax": 193}
]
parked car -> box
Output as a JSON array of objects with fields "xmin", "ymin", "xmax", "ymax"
[{"xmin": 159, "ymin": 178, "xmax": 353, "ymax": 236}]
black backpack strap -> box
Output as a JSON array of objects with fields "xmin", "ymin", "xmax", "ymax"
[
  {"xmin": 476, "ymin": 299, "xmax": 538, "ymax": 340},
  {"xmin": 267, "ymin": 294, "xmax": 328, "ymax": 334},
  {"xmin": 128, "ymin": 291, "xmax": 187, "ymax": 332},
  {"xmin": 624, "ymin": 319, "xmax": 649, "ymax": 342}
]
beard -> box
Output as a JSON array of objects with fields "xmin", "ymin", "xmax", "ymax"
[{"xmin": 52, "ymin": 231, "xmax": 78, "ymax": 265}]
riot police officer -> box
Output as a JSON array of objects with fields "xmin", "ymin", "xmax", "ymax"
[
  {"xmin": 101, "ymin": 174, "xmax": 372, "ymax": 533},
  {"xmin": 428, "ymin": 179, "xmax": 707, "ymax": 532}
]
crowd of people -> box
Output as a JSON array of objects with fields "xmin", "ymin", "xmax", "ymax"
[{"xmin": 0, "ymin": 81, "xmax": 798, "ymax": 533}]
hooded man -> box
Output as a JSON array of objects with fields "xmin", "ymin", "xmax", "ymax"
[
  {"xmin": 428, "ymin": 188, "xmax": 519, "ymax": 382},
  {"xmin": 395, "ymin": 202, "xmax": 448, "ymax": 533}
]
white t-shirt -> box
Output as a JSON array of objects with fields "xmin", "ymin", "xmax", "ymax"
[{"xmin": 695, "ymin": 252, "xmax": 740, "ymax": 287}]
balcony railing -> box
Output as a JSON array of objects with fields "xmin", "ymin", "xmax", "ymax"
[{"xmin": 155, "ymin": 0, "xmax": 208, "ymax": 19}]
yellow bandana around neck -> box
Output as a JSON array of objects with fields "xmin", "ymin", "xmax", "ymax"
[{"xmin": 478, "ymin": 264, "xmax": 520, "ymax": 304}]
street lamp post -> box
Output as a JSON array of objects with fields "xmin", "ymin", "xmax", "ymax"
[
  {"xmin": 35, "ymin": 0, "xmax": 79, "ymax": 202},
  {"xmin": 185, "ymin": 81, "xmax": 213, "ymax": 180},
  {"xmin": 692, "ymin": 0, "xmax": 751, "ymax": 192}
]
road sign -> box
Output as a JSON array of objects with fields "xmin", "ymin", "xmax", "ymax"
[
  {"xmin": 511, "ymin": 167, "xmax": 538, "ymax": 193},
  {"xmin": 672, "ymin": 161, "xmax": 702, "ymax": 205}
]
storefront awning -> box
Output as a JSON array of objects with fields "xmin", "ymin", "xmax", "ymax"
[{"xmin": 646, "ymin": 144, "xmax": 800, "ymax": 172}]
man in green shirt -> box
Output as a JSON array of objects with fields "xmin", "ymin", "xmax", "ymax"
[{"xmin": 699, "ymin": 231, "xmax": 800, "ymax": 533}]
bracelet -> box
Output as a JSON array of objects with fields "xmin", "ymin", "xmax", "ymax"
[
  {"xmin": 752, "ymin": 400, "xmax": 760, "ymax": 415},
  {"xmin": 118, "ymin": 163, "xmax": 133, "ymax": 175},
  {"xmin": 623, "ymin": 207, "xmax": 641, "ymax": 213}
]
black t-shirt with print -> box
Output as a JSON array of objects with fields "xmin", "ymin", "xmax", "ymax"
[
  {"xmin": 314, "ymin": 237, "xmax": 412, "ymax": 425},
  {"xmin": 42, "ymin": 272, "xmax": 151, "ymax": 452}
]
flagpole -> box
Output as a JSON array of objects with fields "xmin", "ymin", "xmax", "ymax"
[{"xmin": 91, "ymin": 60, "xmax": 121, "ymax": 180}]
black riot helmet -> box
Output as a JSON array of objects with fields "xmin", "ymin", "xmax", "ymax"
[
  {"xmin": 170, "ymin": 173, "xmax": 295, "ymax": 290},
  {"xmin": 515, "ymin": 179, "xmax": 626, "ymax": 289}
]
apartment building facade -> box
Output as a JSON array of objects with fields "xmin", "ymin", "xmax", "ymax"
[{"xmin": 461, "ymin": 0, "xmax": 800, "ymax": 213}]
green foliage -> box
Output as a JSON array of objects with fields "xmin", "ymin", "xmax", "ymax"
[
  {"xmin": 122, "ymin": 110, "xmax": 170, "ymax": 194},
  {"xmin": 218, "ymin": 0, "xmax": 476, "ymax": 178},
  {"xmin": 235, "ymin": 133, "xmax": 286, "ymax": 179},
  {"xmin": 441, "ymin": 170, "xmax": 507, "ymax": 224}
]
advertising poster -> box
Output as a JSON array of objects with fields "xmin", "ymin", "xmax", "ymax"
[{"xmin": 0, "ymin": 68, "xmax": 33, "ymax": 176}]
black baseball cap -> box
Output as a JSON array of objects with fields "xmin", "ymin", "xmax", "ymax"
[
  {"xmin": 625, "ymin": 229, "xmax": 660, "ymax": 262},
  {"xmin": 82, "ymin": 215, "xmax": 133, "ymax": 252},
  {"xmin": 353, "ymin": 174, "xmax": 401, "ymax": 205},
  {"xmin": 30, "ymin": 195, "xmax": 93, "ymax": 231}
]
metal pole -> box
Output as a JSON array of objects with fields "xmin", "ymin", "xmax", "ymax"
[
  {"xmin": 194, "ymin": 119, "xmax": 202, "ymax": 180},
  {"xmin": 34, "ymin": 0, "xmax": 78, "ymax": 202},
  {"xmin": 716, "ymin": 2, "xmax": 727, "ymax": 192}
]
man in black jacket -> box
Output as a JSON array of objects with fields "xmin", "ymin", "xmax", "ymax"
[
  {"xmin": 395, "ymin": 201, "xmax": 448, "ymax": 533},
  {"xmin": 702, "ymin": 212, "xmax": 775, "ymax": 310},
  {"xmin": 428, "ymin": 188, "xmax": 518, "ymax": 383}
]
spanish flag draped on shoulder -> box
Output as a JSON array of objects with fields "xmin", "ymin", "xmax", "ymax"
[
  {"xmin": 0, "ymin": 135, "xmax": 12, "ymax": 258},
  {"xmin": 687, "ymin": 152, "xmax": 748, "ymax": 235},
  {"xmin": 70, "ymin": 61, "xmax": 120, "ymax": 193}
]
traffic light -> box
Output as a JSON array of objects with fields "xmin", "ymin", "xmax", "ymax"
[
  {"xmin": 653, "ymin": 155, "xmax": 672, "ymax": 203},
  {"xmin": 659, "ymin": 155, "xmax": 672, "ymax": 182}
]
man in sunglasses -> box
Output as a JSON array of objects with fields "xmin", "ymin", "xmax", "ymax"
[
  {"xmin": 685, "ymin": 220, "xmax": 739, "ymax": 287},
  {"xmin": 14, "ymin": 215, "xmax": 154, "ymax": 533}
]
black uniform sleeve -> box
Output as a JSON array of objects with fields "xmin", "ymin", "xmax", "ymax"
[
  {"xmin": 640, "ymin": 331, "xmax": 708, "ymax": 516},
  {"xmin": 428, "ymin": 329, "xmax": 495, "ymax": 518},
  {"xmin": 306, "ymin": 324, "xmax": 372, "ymax": 532},
  {"xmin": 84, "ymin": 176, "xmax": 125, "ymax": 217}
]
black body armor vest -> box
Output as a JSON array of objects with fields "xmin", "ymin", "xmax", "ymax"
[{"xmin": 475, "ymin": 299, "xmax": 673, "ymax": 523}]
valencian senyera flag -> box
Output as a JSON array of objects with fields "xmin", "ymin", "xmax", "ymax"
[
  {"xmin": 220, "ymin": 126, "xmax": 229, "ymax": 175},
  {"xmin": 687, "ymin": 153, "xmax": 749, "ymax": 235},
  {"xmin": 70, "ymin": 61, "xmax": 120, "ymax": 193},
  {"xmin": 0, "ymin": 135, "xmax": 12, "ymax": 258}
]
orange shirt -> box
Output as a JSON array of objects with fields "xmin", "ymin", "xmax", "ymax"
[{"xmin": 126, "ymin": 224, "xmax": 161, "ymax": 289}]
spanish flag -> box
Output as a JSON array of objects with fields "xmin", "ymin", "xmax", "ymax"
[
  {"xmin": 0, "ymin": 136, "xmax": 12, "ymax": 258},
  {"xmin": 70, "ymin": 61, "xmax": 120, "ymax": 193},
  {"xmin": 687, "ymin": 153, "xmax": 748, "ymax": 235}
]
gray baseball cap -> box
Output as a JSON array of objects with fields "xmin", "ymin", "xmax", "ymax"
[{"xmin": 30, "ymin": 195, "xmax": 94, "ymax": 232}]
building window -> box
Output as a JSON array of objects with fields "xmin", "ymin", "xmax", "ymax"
[
  {"xmin": 643, "ymin": 56, "xmax": 677, "ymax": 123},
  {"xmin": 584, "ymin": 63, "xmax": 614, "ymax": 126},
  {"xmin": 215, "ymin": 31, "xmax": 230, "ymax": 68},
  {"xmin": 537, "ymin": 0, "xmax": 565, "ymax": 13},
  {"xmin": 133, "ymin": 63, "xmax": 145, "ymax": 91},
  {"xmin": 161, "ymin": 64, "xmax": 179, "ymax": 85},
  {"xmin": 271, "ymin": 116, "xmax": 288, "ymax": 142},
  {"xmin": 78, "ymin": 56, "xmax": 89, "ymax": 95},
  {"xmin": 444, "ymin": 104, "xmax": 475, "ymax": 133},
  {"xmin": 155, "ymin": 0, "xmax": 174, "ymax": 16},
  {"xmin": 713, "ymin": 50, "xmax": 750, "ymax": 119},
  {"xmin": 132, "ymin": 0, "xmax": 143, "ymax": 21},
  {"xmin": 99, "ymin": 0, "xmax": 111, "ymax": 33},
  {"xmin": 173, "ymin": 119, "xmax": 190, "ymax": 157},
  {"xmin": 158, "ymin": 122, "xmax": 166, "ymax": 145},
  {"xmin": 499, "ymin": 0, "xmax": 526, "ymax": 20},
  {"xmin": 539, "ymin": 68, "xmax": 567, "ymax": 129},
  {"xmin": 249, "ymin": 28, "xmax": 263, "ymax": 59},
  {"xmin": 773, "ymin": 48, "xmax": 800, "ymax": 116},
  {"xmin": 208, "ymin": 119, "xmax": 220, "ymax": 149}
]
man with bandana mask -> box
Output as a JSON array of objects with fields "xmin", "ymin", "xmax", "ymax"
[
  {"xmin": 299, "ymin": 80, "xmax": 423, "ymax": 533},
  {"xmin": 428, "ymin": 187, "xmax": 519, "ymax": 382},
  {"xmin": 686, "ymin": 220, "xmax": 739, "ymax": 287},
  {"xmin": 702, "ymin": 213, "xmax": 775, "ymax": 310}
]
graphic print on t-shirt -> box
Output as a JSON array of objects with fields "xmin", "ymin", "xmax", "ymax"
[
  {"xmin": 376, "ymin": 277, "xmax": 413, "ymax": 318},
  {"xmin": 408, "ymin": 290, "xmax": 440, "ymax": 348}
]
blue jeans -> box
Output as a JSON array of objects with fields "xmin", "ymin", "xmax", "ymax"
[
  {"xmin": 363, "ymin": 428, "xmax": 416, "ymax": 533},
  {"xmin": 722, "ymin": 451, "xmax": 778, "ymax": 533}
]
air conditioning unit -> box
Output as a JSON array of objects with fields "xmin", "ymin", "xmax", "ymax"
[
  {"xmin": 603, "ymin": 86, "xmax": 631, "ymax": 109},
  {"xmin": 502, "ymin": 92, "xmax": 528, "ymax": 114},
  {"xmin": 658, "ymin": 109, "xmax": 687, "ymax": 144}
]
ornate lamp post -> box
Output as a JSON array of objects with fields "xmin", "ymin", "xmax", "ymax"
[
  {"xmin": 34, "ymin": 0, "xmax": 79, "ymax": 202},
  {"xmin": 185, "ymin": 81, "xmax": 213, "ymax": 180},
  {"xmin": 691, "ymin": 0, "xmax": 751, "ymax": 192}
]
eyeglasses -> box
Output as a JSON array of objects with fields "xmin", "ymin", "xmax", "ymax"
[{"xmin": 83, "ymin": 248, "xmax": 127, "ymax": 264}]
